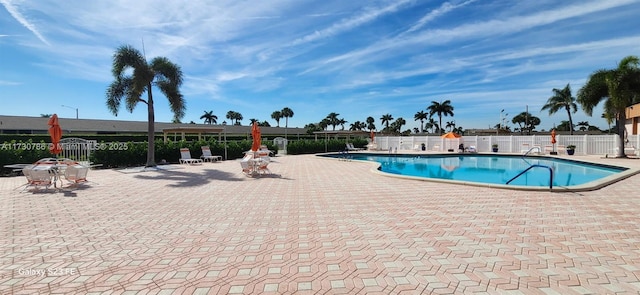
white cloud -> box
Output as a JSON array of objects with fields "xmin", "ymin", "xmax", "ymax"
[{"xmin": 0, "ymin": 0, "xmax": 50, "ymax": 45}]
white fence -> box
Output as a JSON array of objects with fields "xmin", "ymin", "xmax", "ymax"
[
  {"xmin": 59, "ymin": 137, "xmax": 96, "ymax": 165},
  {"xmin": 375, "ymin": 134, "xmax": 640, "ymax": 156}
]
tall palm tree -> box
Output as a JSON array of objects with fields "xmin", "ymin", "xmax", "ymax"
[
  {"xmin": 380, "ymin": 113, "xmax": 393, "ymax": 132},
  {"xmin": 427, "ymin": 100, "xmax": 454, "ymax": 134},
  {"xmin": 578, "ymin": 55, "xmax": 640, "ymax": 157},
  {"xmin": 541, "ymin": 84, "xmax": 578, "ymax": 135},
  {"xmin": 271, "ymin": 111, "xmax": 282, "ymax": 127},
  {"xmin": 106, "ymin": 45, "xmax": 184, "ymax": 167},
  {"xmin": 200, "ymin": 110, "xmax": 217, "ymax": 124},
  {"xmin": 226, "ymin": 111, "xmax": 243, "ymax": 125},
  {"xmin": 414, "ymin": 111, "xmax": 427, "ymax": 133},
  {"xmin": 281, "ymin": 107, "xmax": 294, "ymax": 128}
]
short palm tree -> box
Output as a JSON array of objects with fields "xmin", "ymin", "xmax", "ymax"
[
  {"xmin": 380, "ymin": 113, "xmax": 393, "ymax": 132},
  {"xmin": 541, "ymin": 84, "xmax": 578, "ymax": 135},
  {"xmin": 271, "ymin": 111, "xmax": 282, "ymax": 127},
  {"xmin": 326, "ymin": 112, "xmax": 340, "ymax": 130},
  {"xmin": 106, "ymin": 45, "xmax": 184, "ymax": 167},
  {"xmin": 578, "ymin": 55, "xmax": 640, "ymax": 157},
  {"xmin": 200, "ymin": 110, "xmax": 217, "ymax": 124},
  {"xmin": 414, "ymin": 111, "xmax": 427, "ymax": 133},
  {"xmin": 427, "ymin": 100, "xmax": 454, "ymax": 134},
  {"xmin": 366, "ymin": 116, "xmax": 376, "ymax": 131}
]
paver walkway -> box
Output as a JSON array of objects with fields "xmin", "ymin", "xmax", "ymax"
[{"xmin": 1, "ymin": 154, "xmax": 639, "ymax": 294}]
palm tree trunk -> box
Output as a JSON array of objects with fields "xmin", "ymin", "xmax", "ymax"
[
  {"xmin": 567, "ymin": 107, "xmax": 574, "ymax": 135},
  {"xmin": 615, "ymin": 111, "xmax": 627, "ymax": 158},
  {"xmin": 146, "ymin": 85, "xmax": 156, "ymax": 167}
]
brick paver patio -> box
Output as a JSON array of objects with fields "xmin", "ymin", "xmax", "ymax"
[{"xmin": 1, "ymin": 154, "xmax": 639, "ymax": 294}]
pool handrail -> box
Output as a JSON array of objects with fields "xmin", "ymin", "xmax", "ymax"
[{"xmin": 506, "ymin": 164, "xmax": 554, "ymax": 190}]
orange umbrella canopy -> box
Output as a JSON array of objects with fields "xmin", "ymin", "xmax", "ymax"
[
  {"xmin": 251, "ymin": 122, "xmax": 261, "ymax": 152},
  {"xmin": 48, "ymin": 114, "xmax": 63, "ymax": 155},
  {"xmin": 551, "ymin": 129, "xmax": 557, "ymax": 144},
  {"xmin": 441, "ymin": 131, "xmax": 461, "ymax": 138}
]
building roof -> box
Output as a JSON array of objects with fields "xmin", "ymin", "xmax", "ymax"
[{"xmin": 0, "ymin": 115, "xmax": 306, "ymax": 135}]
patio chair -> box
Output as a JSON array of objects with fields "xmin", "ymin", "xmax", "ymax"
[
  {"xmin": 520, "ymin": 143, "xmax": 530, "ymax": 153},
  {"xmin": 63, "ymin": 165, "xmax": 89, "ymax": 186},
  {"xmin": 22, "ymin": 167, "xmax": 54, "ymax": 191},
  {"xmin": 240, "ymin": 152, "xmax": 255, "ymax": 175},
  {"xmin": 256, "ymin": 156, "xmax": 271, "ymax": 175},
  {"xmin": 200, "ymin": 146, "xmax": 223, "ymax": 162},
  {"xmin": 179, "ymin": 148, "xmax": 203, "ymax": 165}
]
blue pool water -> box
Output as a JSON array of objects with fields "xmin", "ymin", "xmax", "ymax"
[{"xmin": 322, "ymin": 153, "xmax": 626, "ymax": 188}]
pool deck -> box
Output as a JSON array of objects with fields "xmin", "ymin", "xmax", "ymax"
[{"xmin": 1, "ymin": 153, "xmax": 640, "ymax": 294}]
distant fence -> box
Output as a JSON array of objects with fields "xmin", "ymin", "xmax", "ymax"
[{"xmin": 375, "ymin": 134, "xmax": 640, "ymax": 156}]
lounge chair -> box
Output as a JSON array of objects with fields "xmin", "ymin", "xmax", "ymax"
[
  {"xmin": 200, "ymin": 146, "xmax": 223, "ymax": 162},
  {"xmin": 256, "ymin": 156, "xmax": 271, "ymax": 175},
  {"xmin": 467, "ymin": 146, "xmax": 477, "ymax": 153},
  {"xmin": 240, "ymin": 152, "xmax": 255, "ymax": 175},
  {"xmin": 179, "ymin": 148, "xmax": 203, "ymax": 165},
  {"xmin": 520, "ymin": 143, "xmax": 531, "ymax": 153},
  {"xmin": 346, "ymin": 143, "xmax": 363, "ymax": 151}
]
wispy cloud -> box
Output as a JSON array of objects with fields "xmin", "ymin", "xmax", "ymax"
[
  {"xmin": 404, "ymin": 0, "xmax": 477, "ymax": 34},
  {"xmin": 0, "ymin": 0, "xmax": 50, "ymax": 45}
]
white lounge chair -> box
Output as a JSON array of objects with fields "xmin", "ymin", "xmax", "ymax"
[
  {"xmin": 346, "ymin": 143, "xmax": 363, "ymax": 151},
  {"xmin": 200, "ymin": 146, "xmax": 223, "ymax": 162},
  {"xmin": 240, "ymin": 152, "xmax": 255, "ymax": 175},
  {"xmin": 179, "ymin": 148, "xmax": 203, "ymax": 165}
]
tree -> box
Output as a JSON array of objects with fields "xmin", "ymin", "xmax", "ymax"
[
  {"xmin": 578, "ymin": 56, "xmax": 640, "ymax": 157},
  {"xmin": 349, "ymin": 121, "xmax": 366, "ymax": 131},
  {"xmin": 200, "ymin": 110, "xmax": 218, "ymax": 124},
  {"xmin": 106, "ymin": 45, "xmax": 184, "ymax": 167},
  {"xmin": 541, "ymin": 84, "xmax": 578, "ymax": 135},
  {"xmin": 426, "ymin": 117, "xmax": 438, "ymax": 133},
  {"xmin": 366, "ymin": 116, "xmax": 376, "ymax": 131},
  {"xmin": 281, "ymin": 107, "xmax": 294, "ymax": 128},
  {"xmin": 380, "ymin": 113, "xmax": 394, "ymax": 132},
  {"xmin": 414, "ymin": 111, "xmax": 427, "ymax": 133},
  {"xmin": 576, "ymin": 121, "xmax": 590, "ymax": 131},
  {"xmin": 445, "ymin": 121, "xmax": 455, "ymax": 132},
  {"xmin": 427, "ymin": 100, "xmax": 454, "ymax": 134},
  {"xmin": 337, "ymin": 118, "xmax": 347, "ymax": 130},
  {"xmin": 40, "ymin": 114, "xmax": 52, "ymax": 118},
  {"xmin": 271, "ymin": 111, "xmax": 282, "ymax": 127},
  {"xmin": 512, "ymin": 112, "xmax": 540, "ymax": 134},
  {"xmin": 556, "ymin": 120, "xmax": 572, "ymax": 132},
  {"xmin": 389, "ymin": 118, "xmax": 406, "ymax": 134},
  {"xmin": 326, "ymin": 113, "xmax": 341, "ymax": 130},
  {"xmin": 226, "ymin": 111, "xmax": 243, "ymax": 125}
]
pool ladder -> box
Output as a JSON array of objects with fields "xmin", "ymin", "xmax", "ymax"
[{"xmin": 506, "ymin": 148, "xmax": 554, "ymax": 190}]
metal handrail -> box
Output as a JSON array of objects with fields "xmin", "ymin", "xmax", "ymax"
[
  {"xmin": 522, "ymin": 146, "xmax": 541, "ymax": 157},
  {"xmin": 506, "ymin": 164, "xmax": 554, "ymax": 190}
]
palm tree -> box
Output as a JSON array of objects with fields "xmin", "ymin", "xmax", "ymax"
[
  {"xmin": 271, "ymin": 111, "xmax": 282, "ymax": 127},
  {"xmin": 366, "ymin": 116, "xmax": 376, "ymax": 131},
  {"xmin": 226, "ymin": 111, "xmax": 243, "ymax": 125},
  {"xmin": 427, "ymin": 100, "xmax": 454, "ymax": 134},
  {"xmin": 200, "ymin": 110, "xmax": 217, "ymax": 124},
  {"xmin": 337, "ymin": 118, "xmax": 347, "ymax": 130},
  {"xmin": 576, "ymin": 121, "xmax": 590, "ymax": 131},
  {"xmin": 541, "ymin": 84, "xmax": 578, "ymax": 135},
  {"xmin": 445, "ymin": 121, "xmax": 456, "ymax": 132},
  {"xmin": 512, "ymin": 112, "xmax": 540, "ymax": 134},
  {"xmin": 426, "ymin": 117, "xmax": 438, "ymax": 133},
  {"xmin": 380, "ymin": 113, "xmax": 393, "ymax": 132},
  {"xmin": 106, "ymin": 45, "xmax": 184, "ymax": 167},
  {"xmin": 326, "ymin": 112, "xmax": 340, "ymax": 130},
  {"xmin": 414, "ymin": 111, "xmax": 427, "ymax": 133},
  {"xmin": 578, "ymin": 55, "xmax": 640, "ymax": 157},
  {"xmin": 281, "ymin": 107, "xmax": 294, "ymax": 128}
]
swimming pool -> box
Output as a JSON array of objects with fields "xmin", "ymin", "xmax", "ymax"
[{"xmin": 321, "ymin": 153, "xmax": 630, "ymax": 191}]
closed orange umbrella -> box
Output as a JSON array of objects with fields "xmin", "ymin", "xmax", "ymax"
[
  {"xmin": 48, "ymin": 114, "xmax": 63, "ymax": 155},
  {"xmin": 251, "ymin": 122, "xmax": 261, "ymax": 152},
  {"xmin": 551, "ymin": 129, "xmax": 557, "ymax": 144},
  {"xmin": 370, "ymin": 130, "xmax": 375, "ymax": 141}
]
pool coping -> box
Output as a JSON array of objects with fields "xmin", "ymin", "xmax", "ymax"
[{"xmin": 318, "ymin": 152, "xmax": 640, "ymax": 192}]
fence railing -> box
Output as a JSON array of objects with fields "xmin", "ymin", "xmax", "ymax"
[{"xmin": 374, "ymin": 134, "xmax": 640, "ymax": 156}]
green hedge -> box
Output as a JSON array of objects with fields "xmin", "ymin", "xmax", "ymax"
[{"xmin": 287, "ymin": 138, "xmax": 368, "ymax": 155}]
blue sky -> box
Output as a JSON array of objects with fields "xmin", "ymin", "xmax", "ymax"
[{"xmin": 1, "ymin": 0, "xmax": 639, "ymax": 132}]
